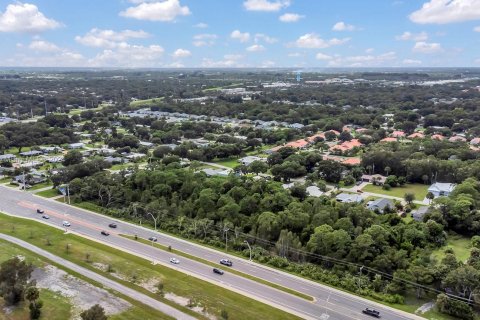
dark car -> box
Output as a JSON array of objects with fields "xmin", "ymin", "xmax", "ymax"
[
  {"xmin": 42, "ymin": 214, "xmax": 50, "ymax": 219},
  {"xmin": 148, "ymin": 236, "xmax": 157, "ymax": 242},
  {"xmin": 36, "ymin": 209, "xmax": 44, "ymax": 214},
  {"xmin": 220, "ymin": 259, "xmax": 233, "ymax": 267},
  {"xmin": 362, "ymin": 308, "xmax": 380, "ymax": 318},
  {"xmin": 101, "ymin": 230, "xmax": 110, "ymax": 236},
  {"xmin": 108, "ymin": 223, "xmax": 117, "ymax": 228},
  {"xmin": 213, "ymin": 268, "xmax": 224, "ymax": 275}
]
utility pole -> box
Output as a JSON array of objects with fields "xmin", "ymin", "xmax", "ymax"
[
  {"xmin": 244, "ymin": 240, "xmax": 252, "ymax": 261},
  {"xmin": 44, "ymin": 98, "xmax": 48, "ymax": 116},
  {"xmin": 66, "ymin": 184, "xmax": 71, "ymax": 204},
  {"xmin": 224, "ymin": 228, "xmax": 230, "ymax": 251}
]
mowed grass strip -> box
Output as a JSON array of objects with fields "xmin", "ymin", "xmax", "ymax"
[
  {"xmin": 0, "ymin": 213, "xmax": 301, "ymax": 320},
  {"xmin": 121, "ymin": 234, "xmax": 314, "ymax": 302},
  {"xmin": 362, "ymin": 183, "xmax": 429, "ymax": 199},
  {"xmin": 0, "ymin": 239, "xmax": 173, "ymax": 320}
]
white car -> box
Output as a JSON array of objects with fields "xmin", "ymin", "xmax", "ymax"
[
  {"xmin": 169, "ymin": 258, "xmax": 180, "ymax": 264},
  {"xmin": 62, "ymin": 221, "xmax": 71, "ymax": 227}
]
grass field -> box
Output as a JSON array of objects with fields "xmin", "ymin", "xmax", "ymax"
[
  {"xmin": 431, "ymin": 233, "xmax": 472, "ymax": 263},
  {"xmin": 0, "ymin": 213, "xmax": 300, "ymax": 320},
  {"xmin": 0, "ymin": 239, "xmax": 172, "ymax": 320},
  {"xmin": 110, "ymin": 163, "xmax": 135, "ymax": 171},
  {"xmin": 29, "ymin": 182, "xmax": 53, "ymax": 191},
  {"xmin": 212, "ymin": 157, "xmax": 240, "ymax": 168},
  {"xmin": 130, "ymin": 97, "xmax": 164, "ymax": 107},
  {"xmin": 36, "ymin": 188, "xmax": 60, "ymax": 198},
  {"xmin": 362, "ymin": 183, "xmax": 429, "ymax": 199}
]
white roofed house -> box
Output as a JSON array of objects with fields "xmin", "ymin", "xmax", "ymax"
[
  {"xmin": 68, "ymin": 142, "xmax": 85, "ymax": 149},
  {"xmin": 0, "ymin": 154, "xmax": 16, "ymax": 162},
  {"xmin": 428, "ymin": 182, "xmax": 456, "ymax": 198},
  {"xmin": 238, "ymin": 156, "xmax": 265, "ymax": 166}
]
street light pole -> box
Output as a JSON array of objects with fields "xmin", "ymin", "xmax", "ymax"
[
  {"xmin": 224, "ymin": 228, "xmax": 230, "ymax": 251},
  {"xmin": 147, "ymin": 212, "xmax": 157, "ymax": 232},
  {"xmin": 244, "ymin": 240, "xmax": 252, "ymax": 261}
]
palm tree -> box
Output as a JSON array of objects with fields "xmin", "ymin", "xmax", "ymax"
[
  {"xmin": 384, "ymin": 166, "xmax": 391, "ymax": 176},
  {"xmin": 426, "ymin": 192, "xmax": 435, "ymax": 204}
]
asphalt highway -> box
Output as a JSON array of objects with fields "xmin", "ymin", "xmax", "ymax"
[{"xmin": 0, "ymin": 186, "xmax": 422, "ymax": 320}]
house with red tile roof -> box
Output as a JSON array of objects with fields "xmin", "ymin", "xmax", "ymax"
[
  {"xmin": 408, "ymin": 132, "xmax": 425, "ymax": 139},
  {"xmin": 449, "ymin": 135, "xmax": 467, "ymax": 143},
  {"xmin": 329, "ymin": 139, "xmax": 363, "ymax": 155},
  {"xmin": 470, "ymin": 137, "xmax": 480, "ymax": 145},
  {"xmin": 391, "ymin": 130, "xmax": 405, "ymax": 138},
  {"xmin": 380, "ymin": 137, "xmax": 397, "ymax": 143},
  {"xmin": 431, "ymin": 134, "xmax": 445, "ymax": 140},
  {"xmin": 342, "ymin": 158, "xmax": 361, "ymax": 166}
]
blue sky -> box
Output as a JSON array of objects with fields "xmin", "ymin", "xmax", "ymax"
[{"xmin": 0, "ymin": 0, "xmax": 479, "ymax": 68}]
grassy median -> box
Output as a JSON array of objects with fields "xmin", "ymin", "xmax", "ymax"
[{"xmin": 0, "ymin": 213, "xmax": 300, "ymax": 320}]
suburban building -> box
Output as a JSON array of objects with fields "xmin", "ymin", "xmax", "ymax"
[
  {"xmin": 200, "ymin": 168, "xmax": 231, "ymax": 177},
  {"xmin": 336, "ymin": 193, "xmax": 363, "ymax": 203},
  {"xmin": 367, "ymin": 198, "xmax": 394, "ymax": 213},
  {"xmin": 361, "ymin": 174, "xmax": 387, "ymax": 185},
  {"xmin": 306, "ymin": 185, "xmax": 324, "ymax": 197},
  {"xmin": 238, "ymin": 156, "xmax": 265, "ymax": 166},
  {"xmin": 412, "ymin": 206, "xmax": 430, "ymax": 222},
  {"xmin": 0, "ymin": 154, "xmax": 16, "ymax": 161},
  {"xmin": 449, "ymin": 135, "xmax": 467, "ymax": 143},
  {"xmin": 408, "ymin": 132, "xmax": 425, "ymax": 139},
  {"xmin": 68, "ymin": 142, "xmax": 85, "ymax": 149},
  {"xmin": 391, "ymin": 131, "xmax": 405, "ymax": 138},
  {"xmin": 431, "ymin": 134, "xmax": 445, "ymax": 140},
  {"xmin": 19, "ymin": 150, "xmax": 42, "ymax": 157},
  {"xmin": 428, "ymin": 182, "xmax": 456, "ymax": 198},
  {"xmin": 380, "ymin": 137, "xmax": 397, "ymax": 143}
]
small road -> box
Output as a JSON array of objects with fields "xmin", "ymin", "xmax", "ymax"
[{"xmin": 0, "ymin": 233, "xmax": 195, "ymax": 320}]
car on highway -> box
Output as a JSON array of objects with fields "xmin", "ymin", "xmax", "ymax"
[
  {"xmin": 362, "ymin": 308, "xmax": 380, "ymax": 318},
  {"xmin": 101, "ymin": 230, "xmax": 110, "ymax": 236},
  {"xmin": 108, "ymin": 223, "xmax": 117, "ymax": 228},
  {"xmin": 220, "ymin": 259, "xmax": 233, "ymax": 266},
  {"xmin": 36, "ymin": 209, "xmax": 44, "ymax": 214},
  {"xmin": 213, "ymin": 268, "xmax": 224, "ymax": 275},
  {"xmin": 148, "ymin": 236, "xmax": 157, "ymax": 242},
  {"xmin": 42, "ymin": 214, "xmax": 49, "ymax": 219},
  {"xmin": 169, "ymin": 258, "xmax": 180, "ymax": 264},
  {"xmin": 62, "ymin": 221, "xmax": 71, "ymax": 227}
]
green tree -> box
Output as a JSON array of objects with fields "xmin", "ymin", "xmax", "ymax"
[
  {"xmin": 249, "ymin": 160, "xmax": 268, "ymax": 175},
  {"xmin": 25, "ymin": 286, "xmax": 41, "ymax": 320},
  {"xmin": 80, "ymin": 304, "xmax": 108, "ymax": 320},
  {"xmin": 0, "ymin": 257, "xmax": 34, "ymax": 305},
  {"xmin": 404, "ymin": 192, "xmax": 415, "ymax": 205},
  {"xmin": 426, "ymin": 191, "xmax": 435, "ymax": 204}
]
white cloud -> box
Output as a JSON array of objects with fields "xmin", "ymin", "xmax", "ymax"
[
  {"xmin": 412, "ymin": 41, "xmax": 442, "ymax": 53},
  {"xmin": 165, "ymin": 62, "xmax": 185, "ymax": 68},
  {"xmin": 120, "ymin": 0, "xmax": 190, "ymax": 22},
  {"xmin": 279, "ymin": 13, "xmax": 304, "ymax": 22},
  {"xmin": 192, "ymin": 33, "xmax": 217, "ymax": 47},
  {"xmin": 288, "ymin": 52, "xmax": 302, "ymax": 57},
  {"xmin": 403, "ymin": 59, "xmax": 422, "ymax": 65},
  {"xmin": 254, "ymin": 33, "xmax": 277, "ymax": 44},
  {"xmin": 395, "ymin": 31, "xmax": 428, "ymax": 41},
  {"xmin": 28, "ymin": 40, "xmax": 60, "ymax": 52},
  {"xmin": 172, "ymin": 48, "xmax": 191, "ymax": 58},
  {"xmin": 246, "ymin": 44, "xmax": 265, "ymax": 52},
  {"xmin": 243, "ymin": 0, "xmax": 290, "ymax": 12},
  {"xmin": 410, "ymin": 0, "xmax": 480, "ymax": 24},
  {"xmin": 89, "ymin": 43, "xmax": 164, "ymax": 67},
  {"xmin": 328, "ymin": 52, "xmax": 396, "ymax": 67},
  {"xmin": 474, "ymin": 26, "xmax": 480, "ymax": 32},
  {"xmin": 194, "ymin": 22, "xmax": 208, "ymax": 28},
  {"xmin": 365, "ymin": 48, "xmax": 374, "ymax": 53},
  {"xmin": 75, "ymin": 28, "xmax": 150, "ymax": 48},
  {"xmin": 0, "ymin": 3, "xmax": 61, "ymax": 33},
  {"xmin": 201, "ymin": 54, "xmax": 245, "ymax": 68},
  {"xmin": 315, "ymin": 53, "xmax": 333, "ymax": 60},
  {"xmin": 293, "ymin": 33, "xmax": 350, "ymax": 49},
  {"xmin": 231, "ymin": 30, "xmax": 250, "ymax": 43},
  {"xmin": 332, "ymin": 21, "xmax": 356, "ymax": 31}
]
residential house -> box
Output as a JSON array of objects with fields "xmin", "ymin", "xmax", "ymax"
[
  {"xmin": 306, "ymin": 185, "xmax": 324, "ymax": 197},
  {"xmin": 12, "ymin": 173, "xmax": 46, "ymax": 187},
  {"xmin": 380, "ymin": 137, "xmax": 397, "ymax": 143},
  {"xmin": 68, "ymin": 143, "xmax": 85, "ymax": 149},
  {"xmin": 408, "ymin": 132, "xmax": 425, "ymax": 139},
  {"xmin": 361, "ymin": 174, "xmax": 387, "ymax": 185},
  {"xmin": 391, "ymin": 131, "xmax": 405, "ymax": 138},
  {"xmin": 200, "ymin": 168, "xmax": 231, "ymax": 177},
  {"xmin": 329, "ymin": 139, "xmax": 362, "ymax": 154},
  {"xmin": 428, "ymin": 182, "xmax": 456, "ymax": 198},
  {"xmin": 470, "ymin": 137, "xmax": 480, "ymax": 145},
  {"xmin": 336, "ymin": 193, "xmax": 363, "ymax": 203},
  {"xmin": 139, "ymin": 141, "xmax": 154, "ymax": 148},
  {"xmin": 412, "ymin": 206, "xmax": 430, "ymax": 222},
  {"xmin": 367, "ymin": 198, "xmax": 394, "ymax": 213},
  {"xmin": 0, "ymin": 154, "xmax": 16, "ymax": 161},
  {"xmin": 39, "ymin": 146, "xmax": 64, "ymax": 154},
  {"xmin": 19, "ymin": 150, "xmax": 42, "ymax": 157},
  {"xmin": 431, "ymin": 134, "xmax": 445, "ymax": 140},
  {"xmin": 449, "ymin": 135, "xmax": 467, "ymax": 143},
  {"xmin": 238, "ymin": 156, "xmax": 265, "ymax": 166}
]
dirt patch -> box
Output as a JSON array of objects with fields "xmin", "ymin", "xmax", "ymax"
[
  {"xmin": 32, "ymin": 265, "xmax": 131, "ymax": 318},
  {"xmin": 164, "ymin": 292, "xmax": 216, "ymax": 320},
  {"xmin": 416, "ymin": 301, "xmax": 435, "ymax": 314}
]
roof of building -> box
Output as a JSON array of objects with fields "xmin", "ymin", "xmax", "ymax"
[
  {"xmin": 306, "ymin": 185, "xmax": 324, "ymax": 197},
  {"xmin": 0, "ymin": 154, "xmax": 16, "ymax": 160},
  {"xmin": 428, "ymin": 182, "xmax": 456, "ymax": 193},
  {"xmin": 412, "ymin": 206, "xmax": 430, "ymax": 221},
  {"xmin": 342, "ymin": 158, "xmax": 361, "ymax": 166},
  {"xmin": 380, "ymin": 137, "xmax": 398, "ymax": 143},
  {"xmin": 367, "ymin": 198, "xmax": 394, "ymax": 212},
  {"xmin": 391, "ymin": 130, "xmax": 405, "ymax": 137},
  {"xmin": 408, "ymin": 132, "xmax": 425, "ymax": 139},
  {"xmin": 449, "ymin": 135, "xmax": 467, "ymax": 142},
  {"xmin": 330, "ymin": 139, "xmax": 363, "ymax": 152},
  {"xmin": 470, "ymin": 137, "xmax": 480, "ymax": 145},
  {"xmin": 336, "ymin": 193, "xmax": 363, "ymax": 203},
  {"xmin": 431, "ymin": 134, "xmax": 445, "ymax": 140}
]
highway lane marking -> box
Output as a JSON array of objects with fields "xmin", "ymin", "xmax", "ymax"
[{"xmin": 17, "ymin": 200, "xmax": 118, "ymax": 235}]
